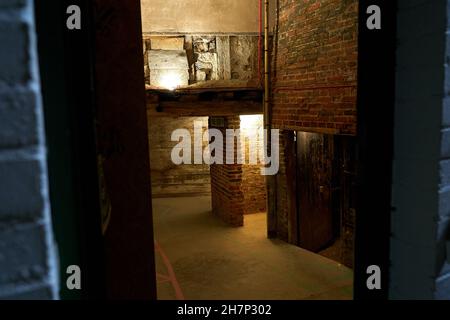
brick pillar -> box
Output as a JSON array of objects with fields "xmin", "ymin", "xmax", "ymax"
[
  {"xmin": 210, "ymin": 115, "xmax": 244, "ymax": 227},
  {"xmin": 0, "ymin": 0, "xmax": 58, "ymax": 299}
]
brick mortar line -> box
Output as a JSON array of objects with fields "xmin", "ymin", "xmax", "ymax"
[{"xmin": 0, "ymin": 145, "xmax": 45, "ymax": 161}]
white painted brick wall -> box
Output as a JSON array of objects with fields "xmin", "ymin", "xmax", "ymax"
[
  {"xmin": 435, "ymin": 0, "xmax": 450, "ymax": 300},
  {"xmin": 0, "ymin": 0, "xmax": 58, "ymax": 299}
]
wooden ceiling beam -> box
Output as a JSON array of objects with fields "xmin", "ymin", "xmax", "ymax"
[{"xmin": 148, "ymin": 100, "xmax": 263, "ymax": 117}]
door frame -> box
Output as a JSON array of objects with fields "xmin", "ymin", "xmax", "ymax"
[
  {"xmin": 354, "ymin": 0, "xmax": 397, "ymax": 299},
  {"xmin": 286, "ymin": 132, "xmax": 350, "ymax": 253},
  {"xmin": 35, "ymin": 0, "xmax": 157, "ymax": 299},
  {"xmin": 34, "ymin": 0, "xmax": 105, "ymax": 299}
]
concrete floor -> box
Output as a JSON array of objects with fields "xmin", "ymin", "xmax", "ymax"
[
  {"xmin": 152, "ymin": 196, "xmax": 353, "ymax": 300},
  {"xmin": 320, "ymin": 238, "xmax": 344, "ymax": 264}
]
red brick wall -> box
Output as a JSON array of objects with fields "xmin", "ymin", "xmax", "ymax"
[
  {"xmin": 210, "ymin": 116, "xmax": 245, "ymax": 226},
  {"xmin": 242, "ymin": 164, "xmax": 267, "ymax": 214},
  {"xmin": 271, "ymin": 0, "xmax": 358, "ymax": 135}
]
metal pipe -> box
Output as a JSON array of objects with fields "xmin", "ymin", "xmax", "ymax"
[
  {"xmin": 264, "ymin": 0, "xmax": 277, "ymax": 238},
  {"xmin": 264, "ymin": 0, "xmax": 270, "ymax": 129},
  {"xmin": 258, "ymin": 0, "xmax": 263, "ymax": 85}
]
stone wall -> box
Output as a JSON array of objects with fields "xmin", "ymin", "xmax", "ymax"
[
  {"xmin": 147, "ymin": 113, "xmax": 211, "ymax": 198},
  {"xmin": 143, "ymin": 35, "xmax": 260, "ymax": 88},
  {"xmin": 0, "ymin": 0, "xmax": 58, "ymax": 299}
]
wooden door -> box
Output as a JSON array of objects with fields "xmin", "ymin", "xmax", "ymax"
[
  {"xmin": 296, "ymin": 132, "xmax": 334, "ymax": 252},
  {"xmin": 93, "ymin": 0, "xmax": 156, "ymax": 299}
]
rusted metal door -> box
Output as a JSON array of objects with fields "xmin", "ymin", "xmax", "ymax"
[{"xmin": 296, "ymin": 132, "xmax": 334, "ymax": 252}]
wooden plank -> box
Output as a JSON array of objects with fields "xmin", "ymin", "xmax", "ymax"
[
  {"xmin": 146, "ymin": 86, "xmax": 262, "ymax": 94},
  {"xmin": 297, "ymin": 132, "xmax": 334, "ymax": 252},
  {"xmin": 152, "ymin": 100, "xmax": 263, "ymax": 117},
  {"xmin": 152, "ymin": 192, "xmax": 211, "ymax": 199},
  {"xmin": 266, "ymin": 176, "xmax": 277, "ymax": 238},
  {"xmin": 284, "ymin": 131, "xmax": 299, "ymax": 245}
]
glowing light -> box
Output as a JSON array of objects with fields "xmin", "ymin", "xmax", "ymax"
[
  {"xmin": 159, "ymin": 72, "xmax": 183, "ymax": 91},
  {"xmin": 240, "ymin": 115, "xmax": 263, "ymax": 132}
]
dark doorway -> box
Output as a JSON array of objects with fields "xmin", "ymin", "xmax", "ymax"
[
  {"xmin": 288, "ymin": 131, "xmax": 356, "ymax": 267},
  {"xmin": 296, "ymin": 132, "xmax": 334, "ymax": 252},
  {"xmin": 32, "ymin": 0, "xmax": 396, "ymax": 300}
]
